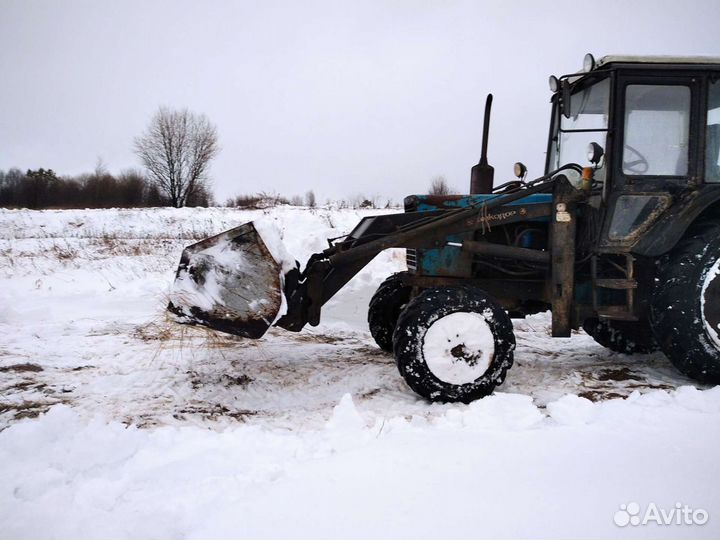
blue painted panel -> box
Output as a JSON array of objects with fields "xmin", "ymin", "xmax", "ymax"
[
  {"xmin": 419, "ymin": 233, "xmax": 470, "ymax": 276},
  {"xmin": 409, "ymin": 193, "xmax": 552, "ymax": 276},
  {"xmin": 411, "ymin": 193, "xmax": 552, "ymax": 212}
]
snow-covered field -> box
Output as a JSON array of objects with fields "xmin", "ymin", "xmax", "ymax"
[{"xmin": 1, "ymin": 207, "xmax": 719, "ymax": 539}]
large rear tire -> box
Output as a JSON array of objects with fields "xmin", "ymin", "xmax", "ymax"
[
  {"xmin": 392, "ymin": 287, "xmax": 515, "ymax": 403},
  {"xmin": 368, "ymin": 272, "xmax": 412, "ymax": 352},
  {"xmin": 650, "ymin": 221, "xmax": 720, "ymax": 383},
  {"xmin": 582, "ymin": 318, "xmax": 659, "ymax": 354}
]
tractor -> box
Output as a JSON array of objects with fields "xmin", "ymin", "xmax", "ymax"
[{"xmin": 168, "ymin": 54, "xmax": 720, "ymax": 402}]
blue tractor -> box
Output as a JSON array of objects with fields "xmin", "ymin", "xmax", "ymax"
[{"xmin": 169, "ymin": 55, "xmax": 720, "ymax": 402}]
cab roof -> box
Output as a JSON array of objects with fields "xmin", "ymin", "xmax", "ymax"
[{"xmin": 597, "ymin": 55, "xmax": 720, "ymax": 67}]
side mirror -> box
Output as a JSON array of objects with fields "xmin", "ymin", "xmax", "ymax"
[
  {"xmin": 561, "ymin": 79, "xmax": 572, "ymax": 119},
  {"xmin": 587, "ymin": 142, "xmax": 604, "ymax": 165}
]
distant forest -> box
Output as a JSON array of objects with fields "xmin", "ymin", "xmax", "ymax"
[
  {"xmin": 0, "ymin": 167, "xmax": 393, "ymax": 210},
  {"xmin": 0, "ymin": 167, "xmax": 213, "ymax": 209}
]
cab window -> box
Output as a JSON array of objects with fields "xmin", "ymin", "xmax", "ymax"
[
  {"xmin": 623, "ymin": 85, "xmax": 690, "ymax": 176},
  {"xmin": 554, "ymin": 78, "xmax": 610, "ymax": 170}
]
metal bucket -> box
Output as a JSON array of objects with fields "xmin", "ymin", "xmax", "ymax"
[{"xmin": 167, "ymin": 222, "xmax": 285, "ymax": 338}]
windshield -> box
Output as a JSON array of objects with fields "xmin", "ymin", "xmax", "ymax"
[{"xmin": 548, "ymin": 77, "xmax": 610, "ymax": 172}]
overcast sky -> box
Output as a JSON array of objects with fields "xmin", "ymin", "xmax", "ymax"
[{"xmin": 2, "ymin": 0, "xmax": 720, "ymax": 204}]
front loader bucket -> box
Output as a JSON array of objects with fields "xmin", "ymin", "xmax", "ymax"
[{"xmin": 167, "ymin": 222, "xmax": 286, "ymax": 339}]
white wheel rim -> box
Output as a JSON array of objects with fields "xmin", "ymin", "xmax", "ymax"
[
  {"xmin": 422, "ymin": 311, "xmax": 495, "ymax": 385},
  {"xmin": 701, "ymin": 257, "xmax": 720, "ymax": 350}
]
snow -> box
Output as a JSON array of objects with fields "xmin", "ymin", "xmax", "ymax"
[
  {"xmin": 169, "ymin": 241, "xmax": 237, "ymax": 313},
  {"xmin": 2, "ymin": 389, "xmax": 720, "ymax": 539},
  {"xmin": 547, "ymin": 393, "xmax": 597, "ymax": 425},
  {"xmin": 423, "ymin": 310, "xmax": 495, "ymax": 384},
  {"xmin": 1, "ymin": 206, "xmax": 719, "ymax": 539},
  {"xmin": 251, "ymin": 218, "xmax": 299, "ymax": 322},
  {"xmin": 252, "ymin": 217, "xmax": 298, "ymax": 274}
]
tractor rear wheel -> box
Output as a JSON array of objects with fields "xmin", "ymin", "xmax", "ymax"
[
  {"xmin": 368, "ymin": 272, "xmax": 412, "ymax": 352},
  {"xmin": 582, "ymin": 318, "xmax": 659, "ymax": 354},
  {"xmin": 650, "ymin": 221, "xmax": 720, "ymax": 383},
  {"xmin": 392, "ymin": 287, "xmax": 515, "ymax": 403}
]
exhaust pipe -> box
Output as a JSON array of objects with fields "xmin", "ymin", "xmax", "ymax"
[{"xmin": 470, "ymin": 93, "xmax": 495, "ymax": 194}]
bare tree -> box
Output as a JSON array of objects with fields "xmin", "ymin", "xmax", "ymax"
[
  {"xmin": 304, "ymin": 189, "xmax": 316, "ymax": 208},
  {"xmin": 94, "ymin": 156, "xmax": 109, "ymax": 178},
  {"xmin": 134, "ymin": 107, "xmax": 219, "ymax": 207},
  {"xmin": 428, "ymin": 175, "xmax": 455, "ymax": 196}
]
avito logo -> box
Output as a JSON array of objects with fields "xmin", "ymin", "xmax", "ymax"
[{"xmin": 614, "ymin": 502, "xmax": 709, "ymax": 527}]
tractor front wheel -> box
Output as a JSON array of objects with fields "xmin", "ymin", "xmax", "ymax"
[
  {"xmin": 650, "ymin": 221, "xmax": 720, "ymax": 383},
  {"xmin": 368, "ymin": 272, "xmax": 412, "ymax": 352},
  {"xmin": 392, "ymin": 287, "xmax": 515, "ymax": 403}
]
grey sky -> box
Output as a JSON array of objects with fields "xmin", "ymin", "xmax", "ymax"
[{"xmin": 2, "ymin": 0, "xmax": 719, "ymax": 204}]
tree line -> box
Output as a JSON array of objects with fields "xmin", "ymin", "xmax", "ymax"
[
  {"xmin": 1, "ymin": 105, "xmax": 451, "ymax": 210},
  {"xmin": 0, "ymin": 106, "xmax": 218, "ymax": 210},
  {"xmin": 0, "ymin": 166, "xmax": 213, "ymax": 209}
]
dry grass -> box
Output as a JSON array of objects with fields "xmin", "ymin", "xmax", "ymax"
[
  {"xmin": 129, "ymin": 296, "xmax": 254, "ymax": 375},
  {"xmin": 133, "ymin": 318, "xmax": 247, "ymax": 349},
  {"xmin": 51, "ymin": 243, "xmax": 78, "ymax": 260}
]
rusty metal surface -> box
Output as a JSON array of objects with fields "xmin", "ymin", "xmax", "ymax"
[
  {"xmin": 168, "ymin": 222, "xmax": 283, "ymax": 339},
  {"xmin": 593, "ymin": 278, "xmax": 637, "ymax": 289},
  {"xmin": 550, "ymin": 179, "xmax": 580, "ymax": 337},
  {"xmin": 461, "ymin": 240, "xmax": 550, "ymax": 263}
]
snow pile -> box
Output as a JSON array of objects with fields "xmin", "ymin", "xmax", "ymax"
[
  {"xmin": 1, "ymin": 388, "xmax": 720, "ymax": 539},
  {"xmin": 252, "ymin": 216, "xmax": 299, "ymax": 274},
  {"xmin": 547, "ymin": 393, "xmax": 597, "ymax": 425}
]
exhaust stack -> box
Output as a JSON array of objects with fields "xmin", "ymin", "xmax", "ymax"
[{"xmin": 470, "ymin": 93, "xmax": 495, "ymax": 194}]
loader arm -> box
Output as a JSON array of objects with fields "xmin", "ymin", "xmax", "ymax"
[
  {"xmin": 276, "ymin": 172, "xmax": 573, "ymax": 333},
  {"xmin": 168, "ymin": 166, "xmax": 581, "ymax": 338}
]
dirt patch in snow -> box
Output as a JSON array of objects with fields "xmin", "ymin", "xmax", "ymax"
[
  {"xmin": 594, "ymin": 367, "xmax": 643, "ymax": 381},
  {"xmin": 0, "ymin": 363, "xmax": 44, "ymax": 373},
  {"xmin": 0, "ymin": 399, "xmax": 69, "ymax": 424},
  {"xmin": 174, "ymin": 404, "xmax": 258, "ymax": 422}
]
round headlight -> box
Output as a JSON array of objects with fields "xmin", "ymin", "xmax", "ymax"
[
  {"xmin": 548, "ymin": 75, "xmax": 559, "ymax": 93},
  {"xmin": 583, "ymin": 53, "xmax": 596, "ymax": 72},
  {"xmin": 513, "ymin": 162, "xmax": 527, "ymax": 178}
]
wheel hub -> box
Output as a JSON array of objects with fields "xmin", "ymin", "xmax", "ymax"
[
  {"xmin": 450, "ymin": 343, "xmax": 483, "ymax": 367},
  {"xmin": 422, "ymin": 311, "xmax": 495, "ymax": 385}
]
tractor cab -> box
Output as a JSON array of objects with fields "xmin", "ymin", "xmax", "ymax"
[{"xmin": 547, "ymin": 55, "xmax": 720, "ymax": 255}]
